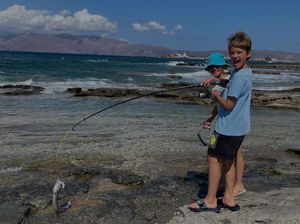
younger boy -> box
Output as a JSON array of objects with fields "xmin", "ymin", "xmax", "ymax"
[
  {"xmin": 201, "ymin": 52, "xmax": 229, "ymax": 128},
  {"xmin": 189, "ymin": 31, "xmax": 252, "ymax": 212}
]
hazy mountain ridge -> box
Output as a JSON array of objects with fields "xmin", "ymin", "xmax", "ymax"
[{"xmin": 0, "ymin": 33, "xmax": 299, "ymax": 61}]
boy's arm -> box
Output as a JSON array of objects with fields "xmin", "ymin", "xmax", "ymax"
[
  {"xmin": 205, "ymin": 105, "xmax": 218, "ymax": 122},
  {"xmin": 202, "ymin": 105, "xmax": 218, "ymax": 129},
  {"xmin": 212, "ymin": 90, "xmax": 237, "ymax": 110},
  {"xmin": 201, "ymin": 77, "xmax": 220, "ymax": 87}
]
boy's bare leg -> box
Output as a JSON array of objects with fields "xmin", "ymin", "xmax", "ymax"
[
  {"xmin": 233, "ymin": 147, "xmax": 246, "ymax": 195},
  {"xmin": 222, "ymin": 159, "xmax": 237, "ymax": 206},
  {"xmin": 189, "ymin": 155, "xmax": 221, "ymax": 209},
  {"xmin": 204, "ymin": 155, "xmax": 222, "ymax": 207}
]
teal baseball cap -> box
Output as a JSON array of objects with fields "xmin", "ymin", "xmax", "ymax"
[{"xmin": 205, "ymin": 52, "xmax": 228, "ymax": 71}]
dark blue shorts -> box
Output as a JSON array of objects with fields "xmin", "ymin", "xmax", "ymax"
[{"xmin": 207, "ymin": 131, "xmax": 244, "ymax": 160}]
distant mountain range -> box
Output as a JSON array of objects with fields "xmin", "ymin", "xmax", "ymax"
[{"xmin": 0, "ymin": 33, "xmax": 299, "ymax": 61}]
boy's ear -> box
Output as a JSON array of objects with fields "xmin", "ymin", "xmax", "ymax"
[{"xmin": 246, "ymin": 52, "xmax": 251, "ymax": 60}]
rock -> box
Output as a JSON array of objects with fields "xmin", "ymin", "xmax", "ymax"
[
  {"xmin": 67, "ymin": 87, "xmax": 149, "ymax": 97},
  {"xmin": 66, "ymin": 87, "xmax": 82, "ymax": 93},
  {"xmin": 160, "ymin": 82, "xmax": 193, "ymax": 88},
  {"xmin": 109, "ymin": 170, "xmax": 144, "ymax": 186},
  {"xmin": 65, "ymin": 83, "xmax": 300, "ymax": 109},
  {"xmin": 0, "ymin": 201, "xmax": 32, "ymax": 224},
  {"xmin": 286, "ymin": 148, "xmax": 300, "ymax": 156},
  {"xmin": 168, "ymin": 75, "xmax": 182, "ymax": 79},
  {"xmin": 0, "ymin": 84, "xmax": 44, "ymax": 95}
]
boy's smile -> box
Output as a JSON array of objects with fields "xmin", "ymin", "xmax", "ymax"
[{"xmin": 229, "ymin": 47, "xmax": 251, "ymax": 70}]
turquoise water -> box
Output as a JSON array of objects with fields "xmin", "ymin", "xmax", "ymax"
[
  {"xmin": 1, "ymin": 51, "xmax": 300, "ymax": 92},
  {"xmin": 0, "ymin": 51, "xmax": 207, "ymax": 93}
]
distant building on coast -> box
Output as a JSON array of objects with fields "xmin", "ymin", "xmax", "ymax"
[
  {"xmin": 255, "ymin": 56, "xmax": 279, "ymax": 63},
  {"xmin": 165, "ymin": 52, "xmax": 189, "ymax": 58}
]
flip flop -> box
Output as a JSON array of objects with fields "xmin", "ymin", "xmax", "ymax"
[
  {"xmin": 233, "ymin": 189, "xmax": 246, "ymax": 197},
  {"xmin": 189, "ymin": 200, "xmax": 220, "ymax": 213},
  {"xmin": 217, "ymin": 198, "xmax": 240, "ymax": 212}
]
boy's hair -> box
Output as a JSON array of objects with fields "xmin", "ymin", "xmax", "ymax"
[{"xmin": 228, "ymin": 31, "xmax": 252, "ymax": 52}]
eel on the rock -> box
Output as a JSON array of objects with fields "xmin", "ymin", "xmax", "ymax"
[{"xmin": 52, "ymin": 179, "xmax": 72, "ymax": 213}]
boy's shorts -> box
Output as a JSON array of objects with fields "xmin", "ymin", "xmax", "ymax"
[{"xmin": 208, "ymin": 131, "xmax": 244, "ymax": 160}]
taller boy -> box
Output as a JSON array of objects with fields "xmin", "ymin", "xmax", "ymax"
[{"xmin": 190, "ymin": 31, "xmax": 252, "ymax": 212}]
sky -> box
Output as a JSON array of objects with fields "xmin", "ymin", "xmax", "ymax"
[{"xmin": 0, "ymin": 0, "xmax": 300, "ymax": 53}]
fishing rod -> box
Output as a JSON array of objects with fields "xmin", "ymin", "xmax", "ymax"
[
  {"xmin": 56, "ymin": 81, "xmax": 224, "ymax": 160},
  {"xmin": 56, "ymin": 84, "xmax": 203, "ymax": 159},
  {"xmin": 53, "ymin": 81, "xmax": 226, "ymax": 213},
  {"xmin": 71, "ymin": 84, "xmax": 204, "ymax": 130},
  {"xmin": 53, "ymin": 82, "xmax": 216, "ymax": 212},
  {"xmin": 71, "ymin": 80, "xmax": 226, "ymax": 130}
]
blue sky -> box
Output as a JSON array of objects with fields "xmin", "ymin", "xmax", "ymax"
[{"xmin": 0, "ymin": 0, "xmax": 300, "ymax": 52}]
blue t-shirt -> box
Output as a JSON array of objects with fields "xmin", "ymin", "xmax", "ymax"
[{"xmin": 215, "ymin": 68, "xmax": 252, "ymax": 136}]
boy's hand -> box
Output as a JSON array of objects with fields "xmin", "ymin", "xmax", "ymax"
[
  {"xmin": 202, "ymin": 78, "xmax": 213, "ymax": 87},
  {"xmin": 201, "ymin": 77, "xmax": 220, "ymax": 87},
  {"xmin": 211, "ymin": 89, "xmax": 220, "ymax": 101},
  {"xmin": 202, "ymin": 121, "xmax": 211, "ymax": 129}
]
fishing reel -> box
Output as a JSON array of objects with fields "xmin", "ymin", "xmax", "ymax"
[
  {"xmin": 199, "ymin": 85, "xmax": 213, "ymax": 98},
  {"xmin": 198, "ymin": 80, "xmax": 228, "ymax": 99},
  {"xmin": 199, "ymin": 91, "xmax": 211, "ymax": 99}
]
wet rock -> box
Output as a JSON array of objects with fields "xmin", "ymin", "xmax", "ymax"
[
  {"xmin": 68, "ymin": 166, "xmax": 145, "ymax": 186},
  {"xmin": 286, "ymin": 148, "xmax": 300, "ymax": 156},
  {"xmin": 65, "ymin": 83, "xmax": 300, "ymax": 109},
  {"xmin": 160, "ymin": 82, "xmax": 194, "ymax": 88},
  {"xmin": 0, "ymin": 84, "xmax": 44, "ymax": 95},
  {"xmin": 0, "ymin": 201, "xmax": 31, "ymax": 224},
  {"xmin": 168, "ymin": 75, "xmax": 182, "ymax": 79},
  {"xmin": 104, "ymin": 170, "xmax": 144, "ymax": 186},
  {"xmin": 66, "ymin": 87, "xmax": 82, "ymax": 94},
  {"xmin": 251, "ymin": 89, "xmax": 300, "ymax": 109},
  {"xmin": 67, "ymin": 87, "xmax": 148, "ymax": 97}
]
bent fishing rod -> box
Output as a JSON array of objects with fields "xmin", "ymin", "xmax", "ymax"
[
  {"xmin": 71, "ymin": 84, "xmax": 204, "ymax": 130},
  {"xmin": 56, "ymin": 82, "xmax": 222, "ymax": 160},
  {"xmin": 70, "ymin": 80, "xmax": 225, "ymax": 130}
]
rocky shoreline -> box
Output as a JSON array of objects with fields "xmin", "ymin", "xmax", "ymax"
[
  {"xmin": 1, "ymin": 82, "xmax": 300, "ymax": 223},
  {"xmin": 1, "ymin": 143, "xmax": 300, "ymax": 223},
  {"xmin": 0, "ymin": 84, "xmax": 44, "ymax": 95},
  {"xmin": 66, "ymin": 83, "xmax": 300, "ymax": 110},
  {"xmin": 1, "ymin": 83, "xmax": 299, "ymax": 110}
]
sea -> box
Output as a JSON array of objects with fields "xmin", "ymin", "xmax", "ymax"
[{"xmin": 0, "ymin": 51, "xmax": 300, "ymax": 172}]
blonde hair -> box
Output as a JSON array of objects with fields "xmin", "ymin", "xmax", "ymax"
[{"xmin": 228, "ymin": 31, "xmax": 252, "ymax": 52}]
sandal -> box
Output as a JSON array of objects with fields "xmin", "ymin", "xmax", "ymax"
[
  {"xmin": 217, "ymin": 198, "xmax": 240, "ymax": 212},
  {"xmin": 233, "ymin": 189, "xmax": 246, "ymax": 197},
  {"xmin": 189, "ymin": 200, "xmax": 220, "ymax": 213}
]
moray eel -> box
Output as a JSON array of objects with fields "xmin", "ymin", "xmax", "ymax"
[{"xmin": 52, "ymin": 179, "xmax": 72, "ymax": 213}]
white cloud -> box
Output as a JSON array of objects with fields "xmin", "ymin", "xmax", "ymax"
[
  {"xmin": 147, "ymin": 21, "xmax": 165, "ymax": 31},
  {"xmin": 132, "ymin": 21, "xmax": 165, "ymax": 32},
  {"xmin": 132, "ymin": 23, "xmax": 149, "ymax": 32},
  {"xmin": 162, "ymin": 30, "xmax": 175, "ymax": 36},
  {"xmin": 119, "ymin": 38, "xmax": 128, "ymax": 43},
  {"xmin": 0, "ymin": 4, "xmax": 117, "ymax": 34},
  {"xmin": 132, "ymin": 21, "xmax": 182, "ymax": 36},
  {"xmin": 174, "ymin": 24, "xmax": 183, "ymax": 31}
]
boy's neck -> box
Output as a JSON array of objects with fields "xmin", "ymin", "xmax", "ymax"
[{"xmin": 234, "ymin": 63, "xmax": 249, "ymax": 72}]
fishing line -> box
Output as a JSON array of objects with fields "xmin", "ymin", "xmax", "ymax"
[
  {"xmin": 52, "ymin": 82, "xmax": 216, "ymax": 213},
  {"xmin": 56, "ymin": 84, "xmax": 203, "ymax": 160}
]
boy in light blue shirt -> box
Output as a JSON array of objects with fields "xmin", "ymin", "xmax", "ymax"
[
  {"xmin": 216, "ymin": 67, "xmax": 252, "ymax": 136},
  {"xmin": 189, "ymin": 31, "xmax": 252, "ymax": 213}
]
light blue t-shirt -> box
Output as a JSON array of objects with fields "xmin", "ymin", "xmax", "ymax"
[{"xmin": 215, "ymin": 68, "xmax": 252, "ymax": 136}]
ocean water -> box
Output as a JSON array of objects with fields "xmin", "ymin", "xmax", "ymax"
[
  {"xmin": 1, "ymin": 51, "xmax": 300, "ymax": 92},
  {"xmin": 0, "ymin": 51, "xmax": 300, "ymax": 170}
]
